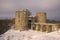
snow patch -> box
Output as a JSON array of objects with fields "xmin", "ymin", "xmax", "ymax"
[{"xmin": 0, "ymin": 29, "xmax": 60, "ymax": 40}]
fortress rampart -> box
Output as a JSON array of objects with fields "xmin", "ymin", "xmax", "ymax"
[{"xmin": 15, "ymin": 9, "xmax": 60, "ymax": 32}]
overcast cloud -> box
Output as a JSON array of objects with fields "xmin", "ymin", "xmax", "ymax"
[{"xmin": 0, "ymin": 0, "xmax": 60, "ymax": 20}]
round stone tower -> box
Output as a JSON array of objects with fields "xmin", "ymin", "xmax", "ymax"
[
  {"xmin": 36, "ymin": 12, "xmax": 46, "ymax": 23},
  {"xmin": 15, "ymin": 9, "xmax": 30, "ymax": 31}
]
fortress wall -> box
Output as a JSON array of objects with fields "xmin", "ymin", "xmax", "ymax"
[
  {"xmin": 31, "ymin": 23, "xmax": 60, "ymax": 32},
  {"xmin": 15, "ymin": 10, "xmax": 60, "ymax": 32}
]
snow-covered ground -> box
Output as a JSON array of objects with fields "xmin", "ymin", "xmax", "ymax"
[{"xmin": 0, "ymin": 29, "xmax": 60, "ymax": 40}]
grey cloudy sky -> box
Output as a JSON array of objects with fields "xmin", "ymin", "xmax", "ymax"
[{"xmin": 0, "ymin": 0, "xmax": 60, "ymax": 20}]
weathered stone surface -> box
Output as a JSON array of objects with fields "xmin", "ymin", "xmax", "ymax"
[
  {"xmin": 36, "ymin": 12, "xmax": 46, "ymax": 23},
  {"xmin": 15, "ymin": 10, "xmax": 60, "ymax": 32},
  {"xmin": 31, "ymin": 23, "xmax": 60, "ymax": 33},
  {"xmin": 15, "ymin": 10, "xmax": 30, "ymax": 31}
]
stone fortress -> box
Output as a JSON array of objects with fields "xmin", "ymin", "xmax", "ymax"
[{"xmin": 15, "ymin": 9, "xmax": 60, "ymax": 33}]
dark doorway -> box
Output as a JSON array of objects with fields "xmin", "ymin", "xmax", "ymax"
[{"xmin": 28, "ymin": 20, "xmax": 32, "ymax": 29}]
